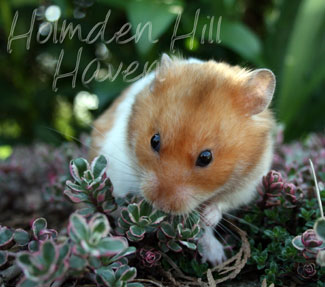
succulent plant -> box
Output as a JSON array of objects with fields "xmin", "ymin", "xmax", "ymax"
[
  {"xmin": 28, "ymin": 218, "xmax": 58, "ymax": 252},
  {"xmin": 261, "ymin": 170, "xmax": 302, "ymax": 208},
  {"xmin": 64, "ymin": 155, "xmax": 116, "ymax": 215},
  {"xmin": 0, "ymin": 141, "xmax": 82, "ymax": 212},
  {"xmin": 69, "ymin": 212, "xmax": 127, "ymax": 258},
  {"xmin": 296, "ymin": 263, "xmax": 317, "ymax": 280},
  {"xmin": 117, "ymin": 200, "xmax": 166, "ymax": 242},
  {"xmin": 263, "ymin": 170, "xmax": 284, "ymax": 192},
  {"xmin": 138, "ymin": 248, "xmax": 161, "ymax": 267},
  {"xmin": 292, "ymin": 229, "xmax": 325, "ymax": 259},
  {"xmin": 157, "ymin": 212, "xmax": 201, "ymax": 252},
  {"xmin": 17, "ymin": 240, "xmax": 70, "ymax": 287},
  {"xmin": 96, "ymin": 264, "xmax": 143, "ymax": 287}
]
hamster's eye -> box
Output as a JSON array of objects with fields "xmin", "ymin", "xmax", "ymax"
[
  {"xmin": 151, "ymin": 133, "xmax": 160, "ymax": 152},
  {"xmin": 196, "ymin": 150, "xmax": 212, "ymax": 167}
]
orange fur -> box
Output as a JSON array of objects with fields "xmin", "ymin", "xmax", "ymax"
[{"xmin": 127, "ymin": 60, "xmax": 275, "ymax": 213}]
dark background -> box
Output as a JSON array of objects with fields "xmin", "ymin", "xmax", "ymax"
[{"xmin": 0, "ymin": 0, "xmax": 324, "ymax": 157}]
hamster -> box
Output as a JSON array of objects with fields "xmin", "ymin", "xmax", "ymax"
[{"xmin": 90, "ymin": 54, "xmax": 276, "ymax": 265}]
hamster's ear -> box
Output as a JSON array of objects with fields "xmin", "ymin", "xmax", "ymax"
[
  {"xmin": 243, "ymin": 69, "xmax": 276, "ymax": 115},
  {"xmin": 160, "ymin": 53, "xmax": 172, "ymax": 70},
  {"xmin": 156, "ymin": 53, "xmax": 172, "ymax": 80},
  {"xmin": 150, "ymin": 53, "xmax": 173, "ymax": 92}
]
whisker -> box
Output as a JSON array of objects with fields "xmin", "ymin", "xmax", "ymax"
[
  {"xmin": 44, "ymin": 126, "xmax": 144, "ymax": 176},
  {"xmin": 200, "ymin": 216, "xmax": 228, "ymax": 247},
  {"xmin": 83, "ymin": 121, "xmax": 145, "ymax": 171},
  {"xmin": 218, "ymin": 222, "xmax": 241, "ymax": 242},
  {"xmin": 223, "ymin": 212, "xmax": 259, "ymax": 231}
]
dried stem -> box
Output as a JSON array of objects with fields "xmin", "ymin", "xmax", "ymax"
[
  {"xmin": 161, "ymin": 253, "xmax": 196, "ymax": 282},
  {"xmin": 309, "ymin": 159, "xmax": 324, "ymax": 218}
]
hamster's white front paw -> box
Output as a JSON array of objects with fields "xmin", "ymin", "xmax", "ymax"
[
  {"xmin": 202, "ymin": 205, "xmax": 222, "ymax": 226},
  {"xmin": 199, "ymin": 226, "xmax": 226, "ymax": 266}
]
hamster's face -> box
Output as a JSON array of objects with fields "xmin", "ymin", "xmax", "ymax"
[{"xmin": 128, "ymin": 60, "xmax": 275, "ymax": 214}]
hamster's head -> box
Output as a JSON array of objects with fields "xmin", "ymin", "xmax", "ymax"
[{"xmin": 128, "ymin": 54, "xmax": 276, "ymax": 214}]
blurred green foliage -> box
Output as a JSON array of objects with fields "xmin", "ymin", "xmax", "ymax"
[{"xmin": 0, "ymin": 0, "xmax": 324, "ymax": 147}]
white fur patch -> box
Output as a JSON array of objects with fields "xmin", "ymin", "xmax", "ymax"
[
  {"xmin": 199, "ymin": 226, "xmax": 226, "ymax": 265},
  {"xmin": 100, "ymin": 73, "xmax": 154, "ymax": 197}
]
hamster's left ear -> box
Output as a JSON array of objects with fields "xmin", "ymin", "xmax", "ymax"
[
  {"xmin": 150, "ymin": 53, "xmax": 173, "ymax": 92},
  {"xmin": 243, "ymin": 69, "xmax": 276, "ymax": 115}
]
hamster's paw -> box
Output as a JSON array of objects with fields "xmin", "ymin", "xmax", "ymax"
[
  {"xmin": 202, "ymin": 205, "xmax": 222, "ymax": 226},
  {"xmin": 199, "ymin": 226, "xmax": 226, "ymax": 266}
]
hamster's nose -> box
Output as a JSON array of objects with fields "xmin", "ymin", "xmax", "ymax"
[{"xmin": 146, "ymin": 184, "xmax": 195, "ymax": 214}]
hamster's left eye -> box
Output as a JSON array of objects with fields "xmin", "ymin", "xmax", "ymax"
[
  {"xmin": 196, "ymin": 150, "xmax": 213, "ymax": 167},
  {"xmin": 151, "ymin": 133, "xmax": 160, "ymax": 152}
]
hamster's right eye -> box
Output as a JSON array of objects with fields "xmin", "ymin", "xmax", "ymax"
[{"xmin": 151, "ymin": 133, "xmax": 160, "ymax": 152}]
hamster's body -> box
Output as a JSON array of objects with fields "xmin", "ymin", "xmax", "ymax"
[{"xmin": 90, "ymin": 55, "xmax": 276, "ymax": 265}]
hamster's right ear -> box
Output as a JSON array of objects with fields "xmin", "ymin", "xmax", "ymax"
[{"xmin": 242, "ymin": 69, "xmax": 276, "ymax": 116}]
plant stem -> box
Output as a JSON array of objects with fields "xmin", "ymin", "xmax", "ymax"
[{"xmin": 309, "ymin": 159, "xmax": 324, "ymax": 218}]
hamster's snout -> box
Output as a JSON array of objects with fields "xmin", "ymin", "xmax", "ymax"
[{"xmin": 141, "ymin": 171, "xmax": 199, "ymax": 214}]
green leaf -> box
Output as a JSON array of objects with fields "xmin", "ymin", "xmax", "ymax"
[
  {"xmin": 139, "ymin": 200, "xmax": 152, "ymax": 216},
  {"xmin": 41, "ymin": 241, "xmax": 56, "ymax": 267},
  {"xmin": 98, "ymin": 237, "xmax": 127, "ymax": 255},
  {"xmin": 126, "ymin": 231, "xmax": 143, "ymax": 242},
  {"xmin": 69, "ymin": 254, "xmax": 87, "ymax": 271},
  {"xmin": 180, "ymin": 229, "xmax": 192, "ymax": 240},
  {"xmin": 111, "ymin": 246, "xmax": 136, "ymax": 262},
  {"xmin": 17, "ymin": 253, "xmax": 34, "ymax": 277},
  {"xmin": 70, "ymin": 158, "xmax": 89, "ymax": 182},
  {"xmin": 32, "ymin": 218, "xmax": 47, "ymax": 238},
  {"xmin": 120, "ymin": 267, "xmax": 137, "ymax": 282},
  {"xmin": 76, "ymin": 206, "xmax": 97, "ymax": 216},
  {"xmin": 18, "ymin": 278, "xmax": 40, "ymax": 287},
  {"xmin": 129, "ymin": 225, "xmax": 146, "ymax": 238},
  {"xmin": 126, "ymin": 0, "xmax": 182, "ymax": 54},
  {"xmin": 219, "ymin": 20, "xmax": 261, "ymax": 63},
  {"xmin": 127, "ymin": 204, "xmax": 140, "ymax": 222},
  {"xmin": 64, "ymin": 189, "xmax": 89, "ymax": 203},
  {"xmin": 91, "ymin": 155, "xmax": 107, "ymax": 179},
  {"xmin": 69, "ymin": 213, "xmax": 89, "ymax": 241},
  {"xmin": 96, "ymin": 267, "xmax": 115, "ymax": 285},
  {"xmin": 128, "ymin": 283, "xmax": 144, "ymax": 287},
  {"xmin": 58, "ymin": 242, "xmax": 70, "ymax": 263},
  {"xmin": 150, "ymin": 211, "xmax": 166, "ymax": 225},
  {"xmin": 179, "ymin": 240, "xmax": 196, "ymax": 250},
  {"xmin": 167, "ymin": 240, "xmax": 182, "ymax": 252},
  {"xmin": 161, "ymin": 222, "xmax": 176, "ymax": 238},
  {"xmin": 159, "ymin": 242, "xmax": 169, "ymax": 253},
  {"xmin": 0, "ymin": 226, "xmax": 14, "ymax": 246},
  {"xmin": 291, "ymin": 236, "xmax": 304, "ymax": 250},
  {"xmin": 157, "ymin": 229, "xmax": 167, "ymax": 242},
  {"xmin": 28, "ymin": 241, "xmax": 39, "ymax": 252},
  {"xmin": 277, "ymin": 0, "xmax": 325, "ymax": 128},
  {"xmin": 121, "ymin": 209, "xmax": 133, "ymax": 224},
  {"xmin": 89, "ymin": 213, "xmax": 111, "ymax": 242},
  {"xmin": 315, "ymin": 218, "xmax": 325, "ymax": 241},
  {"xmin": 89, "ymin": 256, "xmax": 101, "ymax": 269},
  {"xmin": 14, "ymin": 229, "xmax": 30, "ymax": 246}
]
